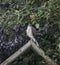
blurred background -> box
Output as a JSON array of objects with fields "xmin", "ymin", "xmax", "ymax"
[{"xmin": 0, "ymin": 0, "xmax": 60, "ymax": 65}]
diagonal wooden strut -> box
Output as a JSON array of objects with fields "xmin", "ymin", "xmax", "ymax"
[
  {"xmin": 0, "ymin": 41, "xmax": 31, "ymax": 65},
  {"xmin": 0, "ymin": 40, "xmax": 57, "ymax": 65}
]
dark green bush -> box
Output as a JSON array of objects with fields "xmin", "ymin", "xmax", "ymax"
[{"xmin": 0, "ymin": 0, "xmax": 60, "ymax": 65}]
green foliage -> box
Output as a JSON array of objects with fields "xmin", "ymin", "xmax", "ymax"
[{"xmin": 0, "ymin": 0, "xmax": 60, "ymax": 65}]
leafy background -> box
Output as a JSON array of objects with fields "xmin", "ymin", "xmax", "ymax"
[{"xmin": 0, "ymin": 0, "xmax": 60, "ymax": 65}]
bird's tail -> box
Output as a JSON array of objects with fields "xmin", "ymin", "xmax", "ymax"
[{"xmin": 32, "ymin": 37, "xmax": 39, "ymax": 47}]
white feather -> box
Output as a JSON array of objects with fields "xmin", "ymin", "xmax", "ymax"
[{"xmin": 26, "ymin": 24, "xmax": 39, "ymax": 47}]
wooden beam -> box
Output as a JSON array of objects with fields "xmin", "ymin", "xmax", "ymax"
[
  {"xmin": 1, "ymin": 40, "xmax": 58, "ymax": 65},
  {"xmin": 1, "ymin": 41, "xmax": 31, "ymax": 65},
  {"xmin": 31, "ymin": 41, "xmax": 57, "ymax": 65}
]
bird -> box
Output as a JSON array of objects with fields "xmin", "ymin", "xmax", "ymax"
[{"xmin": 26, "ymin": 24, "xmax": 39, "ymax": 47}]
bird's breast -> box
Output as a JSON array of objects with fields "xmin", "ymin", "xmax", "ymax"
[{"xmin": 26, "ymin": 26, "xmax": 32, "ymax": 36}]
